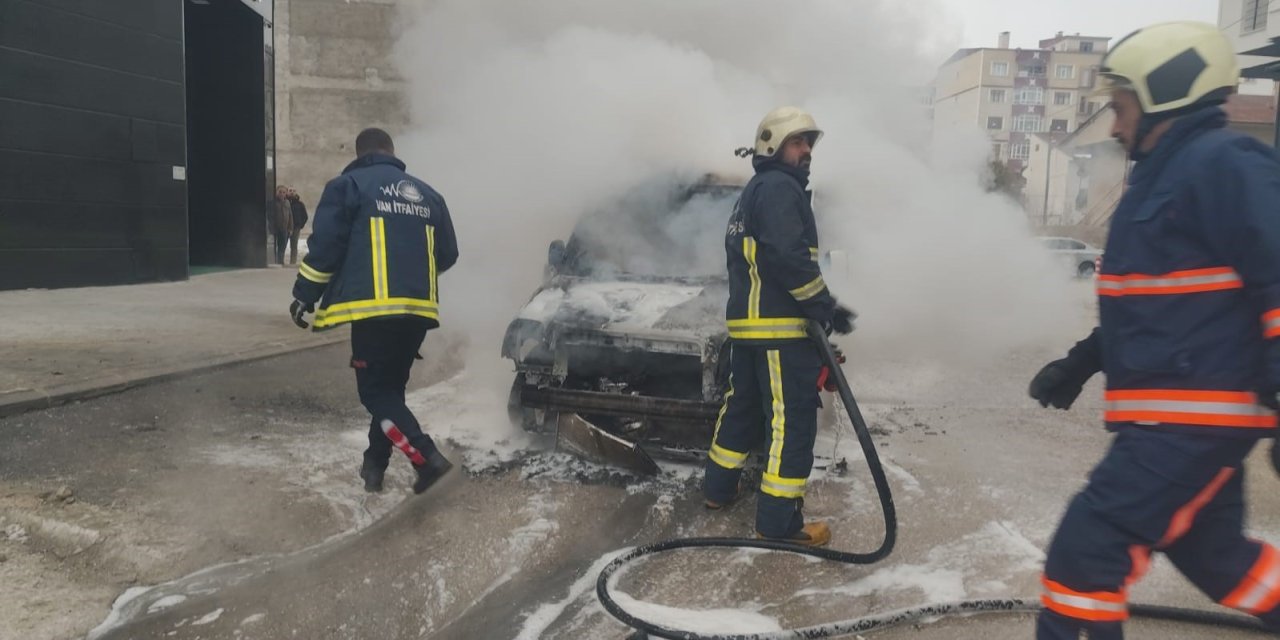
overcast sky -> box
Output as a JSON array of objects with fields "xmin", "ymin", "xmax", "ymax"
[{"xmin": 937, "ymin": 0, "xmax": 1222, "ymax": 49}]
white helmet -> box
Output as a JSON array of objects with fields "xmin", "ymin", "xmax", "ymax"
[
  {"xmin": 1096, "ymin": 21, "xmax": 1239, "ymax": 114},
  {"xmin": 753, "ymin": 107, "xmax": 823, "ymax": 158}
]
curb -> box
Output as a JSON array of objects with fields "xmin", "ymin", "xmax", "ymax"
[{"xmin": 0, "ymin": 335, "xmax": 348, "ymax": 419}]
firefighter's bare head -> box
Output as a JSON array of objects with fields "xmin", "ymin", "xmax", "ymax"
[{"xmin": 355, "ymin": 127, "xmax": 395, "ymax": 158}]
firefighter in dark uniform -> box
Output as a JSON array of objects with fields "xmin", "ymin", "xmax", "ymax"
[
  {"xmin": 289, "ymin": 128, "xmax": 459, "ymax": 495},
  {"xmin": 703, "ymin": 107, "xmax": 855, "ymax": 546},
  {"xmin": 1029, "ymin": 23, "xmax": 1280, "ymax": 638}
]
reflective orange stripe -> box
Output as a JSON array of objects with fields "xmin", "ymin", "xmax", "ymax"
[
  {"xmin": 1097, "ymin": 267, "xmax": 1243, "ymax": 296},
  {"xmin": 1222, "ymin": 544, "xmax": 1280, "ymax": 614},
  {"xmin": 1157, "ymin": 468, "xmax": 1235, "ymax": 548},
  {"xmin": 1104, "ymin": 389, "xmax": 1277, "ymax": 429},
  {"xmin": 1041, "ymin": 577, "xmax": 1128, "ymax": 622},
  {"xmin": 1265, "ymin": 309, "xmax": 1280, "ymax": 339}
]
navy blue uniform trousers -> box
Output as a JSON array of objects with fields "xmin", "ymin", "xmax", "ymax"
[
  {"xmin": 705, "ymin": 341, "xmax": 822, "ymax": 538},
  {"xmin": 1039, "ymin": 427, "xmax": 1280, "ymax": 639}
]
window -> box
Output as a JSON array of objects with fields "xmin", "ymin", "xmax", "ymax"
[
  {"xmin": 1066, "ymin": 240, "xmax": 1087, "ymax": 250},
  {"xmin": 1020, "ymin": 65, "xmax": 1046, "ymax": 77},
  {"xmin": 1244, "ymin": 0, "xmax": 1270, "ymax": 33},
  {"xmin": 1056, "ymin": 64, "xmax": 1075, "ymax": 80},
  {"xmin": 990, "ymin": 89, "xmax": 1007, "ymax": 103},
  {"xmin": 1051, "ymin": 119, "xmax": 1070, "ymax": 132},
  {"xmin": 1013, "ymin": 115, "xmax": 1043, "ymax": 132},
  {"xmin": 991, "ymin": 61, "xmax": 1010, "ymax": 77},
  {"xmin": 1015, "ymin": 86, "xmax": 1044, "ymax": 104},
  {"xmin": 1081, "ymin": 67, "xmax": 1094, "ymax": 88},
  {"xmin": 1011, "ymin": 140, "xmax": 1031, "ymax": 160},
  {"xmin": 987, "ymin": 116, "xmax": 1004, "ymax": 130},
  {"xmin": 1080, "ymin": 41, "xmax": 1095, "ymax": 53},
  {"xmin": 1054, "ymin": 91, "xmax": 1073, "ymax": 105},
  {"xmin": 992, "ymin": 143, "xmax": 1003, "ymax": 158}
]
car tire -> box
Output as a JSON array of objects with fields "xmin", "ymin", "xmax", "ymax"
[{"xmin": 1077, "ymin": 262, "xmax": 1096, "ymax": 278}]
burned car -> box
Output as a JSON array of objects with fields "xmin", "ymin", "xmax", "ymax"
[{"xmin": 502, "ymin": 175, "xmax": 745, "ymax": 473}]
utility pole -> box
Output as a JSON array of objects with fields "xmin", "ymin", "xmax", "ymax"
[{"xmin": 1042, "ymin": 137, "xmax": 1053, "ymax": 227}]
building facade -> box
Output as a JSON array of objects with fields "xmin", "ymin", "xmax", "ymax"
[{"xmin": 933, "ymin": 32, "xmax": 1111, "ymax": 172}]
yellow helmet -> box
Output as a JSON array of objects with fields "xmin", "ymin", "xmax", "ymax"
[
  {"xmin": 1097, "ymin": 21, "xmax": 1239, "ymax": 114},
  {"xmin": 753, "ymin": 107, "xmax": 823, "ymax": 158}
]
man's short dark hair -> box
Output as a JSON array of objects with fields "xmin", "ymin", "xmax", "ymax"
[{"xmin": 355, "ymin": 128, "xmax": 395, "ymax": 156}]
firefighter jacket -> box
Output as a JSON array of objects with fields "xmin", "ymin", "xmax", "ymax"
[
  {"xmin": 724, "ymin": 158, "xmax": 836, "ymax": 344},
  {"xmin": 1094, "ymin": 107, "xmax": 1280, "ymax": 437},
  {"xmin": 292, "ymin": 154, "xmax": 459, "ymax": 330}
]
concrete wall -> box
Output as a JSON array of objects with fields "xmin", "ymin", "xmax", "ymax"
[{"xmin": 273, "ymin": 0, "xmax": 408, "ymax": 231}]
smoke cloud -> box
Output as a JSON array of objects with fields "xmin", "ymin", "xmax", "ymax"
[{"xmin": 392, "ymin": 0, "xmax": 1081, "ymax": 391}]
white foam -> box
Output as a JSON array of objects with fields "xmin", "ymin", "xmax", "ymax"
[
  {"xmin": 191, "ymin": 608, "xmax": 224, "ymax": 625},
  {"xmin": 147, "ymin": 595, "xmax": 188, "ymax": 614},
  {"xmin": 514, "ymin": 549, "xmax": 631, "ymax": 640},
  {"xmin": 607, "ymin": 591, "xmax": 784, "ymax": 634}
]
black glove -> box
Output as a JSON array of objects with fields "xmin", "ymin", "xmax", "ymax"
[
  {"xmin": 290, "ymin": 299, "xmax": 314, "ymax": 329},
  {"xmin": 1029, "ymin": 329, "xmax": 1103, "ymax": 410},
  {"xmin": 829, "ymin": 305, "xmax": 856, "ymax": 335}
]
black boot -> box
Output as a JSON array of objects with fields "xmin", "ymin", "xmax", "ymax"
[
  {"xmin": 413, "ymin": 449, "xmax": 454, "ymax": 494},
  {"xmin": 359, "ymin": 463, "xmax": 385, "ymax": 493}
]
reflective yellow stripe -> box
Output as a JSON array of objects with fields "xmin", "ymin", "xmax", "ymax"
[
  {"xmin": 727, "ymin": 317, "xmax": 808, "ymax": 340},
  {"xmin": 809, "ymin": 247, "xmax": 819, "ymax": 262},
  {"xmin": 321, "ymin": 297, "xmax": 439, "ymax": 313},
  {"xmin": 709, "ymin": 444, "xmax": 748, "ymax": 470},
  {"xmin": 314, "ymin": 297, "xmax": 440, "ymax": 328},
  {"xmin": 745, "ymin": 237, "xmax": 761, "ymax": 320},
  {"xmin": 426, "ymin": 226, "xmax": 438, "ymax": 303},
  {"xmin": 369, "ymin": 219, "xmax": 386, "ymax": 299},
  {"xmin": 727, "ymin": 318, "xmax": 808, "ymax": 327},
  {"xmin": 789, "ymin": 276, "xmax": 827, "ymax": 301},
  {"xmin": 766, "ymin": 349, "xmax": 785, "ymax": 477},
  {"xmin": 728, "ymin": 329, "xmax": 809, "ymax": 340},
  {"xmin": 298, "ymin": 261, "xmax": 332, "ymax": 284},
  {"xmin": 760, "ymin": 472, "xmax": 806, "ymax": 499},
  {"xmin": 377, "ymin": 218, "xmax": 390, "ymax": 299}
]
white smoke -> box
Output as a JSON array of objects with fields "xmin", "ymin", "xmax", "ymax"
[{"xmin": 392, "ymin": 0, "xmax": 1079, "ymax": 391}]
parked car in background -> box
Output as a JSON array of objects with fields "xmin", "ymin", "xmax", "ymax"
[{"xmin": 1036, "ymin": 236, "xmax": 1104, "ymax": 278}]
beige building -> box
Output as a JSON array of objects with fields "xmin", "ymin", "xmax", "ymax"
[
  {"xmin": 1022, "ymin": 92, "xmax": 1274, "ymax": 228},
  {"xmin": 1022, "ymin": 109, "xmax": 1127, "ymax": 227},
  {"xmin": 933, "ymin": 32, "xmax": 1111, "ymax": 172}
]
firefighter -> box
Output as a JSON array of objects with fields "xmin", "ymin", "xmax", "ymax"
[
  {"xmin": 703, "ymin": 107, "xmax": 855, "ymax": 546},
  {"xmin": 289, "ymin": 127, "xmax": 459, "ymax": 495},
  {"xmin": 1029, "ymin": 22, "xmax": 1280, "ymax": 639}
]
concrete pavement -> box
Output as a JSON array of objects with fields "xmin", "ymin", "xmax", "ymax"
[{"xmin": 0, "ymin": 267, "xmax": 348, "ymax": 417}]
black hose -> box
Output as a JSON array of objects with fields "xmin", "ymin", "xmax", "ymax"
[
  {"xmin": 595, "ymin": 323, "xmax": 897, "ymax": 639},
  {"xmin": 595, "ymin": 323, "xmax": 1268, "ymax": 639}
]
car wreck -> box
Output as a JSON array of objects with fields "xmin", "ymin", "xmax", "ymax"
[{"xmin": 502, "ymin": 175, "xmax": 744, "ymax": 473}]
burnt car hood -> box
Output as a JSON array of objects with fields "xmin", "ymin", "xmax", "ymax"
[{"xmin": 517, "ymin": 277, "xmax": 727, "ymax": 339}]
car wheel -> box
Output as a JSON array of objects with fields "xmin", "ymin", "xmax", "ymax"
[{"xmin": 1077, "ymin": 261, "xmax": 1096, "ymax": 278}]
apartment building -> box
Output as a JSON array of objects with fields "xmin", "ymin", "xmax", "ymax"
[{"xmin": 933, "ymin": 32, "xmax": 1111, "ymax": 171}]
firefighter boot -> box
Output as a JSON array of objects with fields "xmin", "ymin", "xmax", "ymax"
[
  {"xmin": 359, "ymin": 463, "xmax": 385, "ymax": 493},
  {"xmin": 757, "ymin": 521, "xmax": 831, "ymax": 547},
  {"xmin": 413, "ymin": 449, "xmax": 454, "ymax": 494}
]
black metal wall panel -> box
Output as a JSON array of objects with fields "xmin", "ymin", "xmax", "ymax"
[{"xmin": 0, "ymin": 0, "xmax": 187, "ymax": 289}]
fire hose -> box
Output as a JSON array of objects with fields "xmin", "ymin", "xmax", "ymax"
[{"xmin": 594, "ymin": 321, "xmax": 1268, "ymax": 639}]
